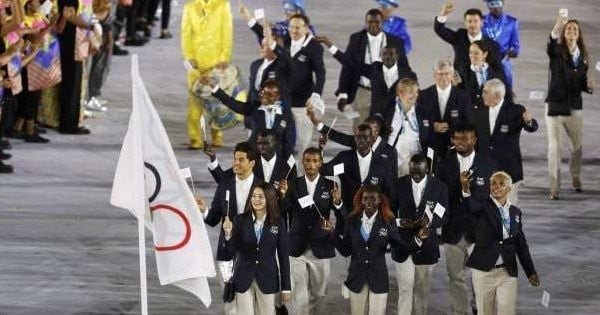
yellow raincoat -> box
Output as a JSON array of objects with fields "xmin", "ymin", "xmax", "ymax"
[{"xmin": 181, "ymin": 0, "xmax": 232, "ymax": 148}]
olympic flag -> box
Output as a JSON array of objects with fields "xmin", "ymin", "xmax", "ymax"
[{"xmin": 110, "ymin": 55, "xmax": 215, "ymax": 313}]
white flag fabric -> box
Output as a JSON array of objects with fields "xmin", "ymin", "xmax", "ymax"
[{"xmin": 110, "ymin": 55, "xmax": 216, "ymax": 307}]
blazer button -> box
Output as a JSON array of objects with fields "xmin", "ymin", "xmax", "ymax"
[
  {"xmin": 256, "ymin": 247, "xmax": 259, "ymax": 251},
  {"xmin": 499, "ymin": 241, "xmax": 503, "ymax": 245},
  {"xmin": 365, "ymin": 260, "xmax": 369, "ymax": 264},
  {"xmin": 365, "ymin": 246, "xmax": 369, "ymax": 250},
  {"xmin": 255, "ymin": 260, "xmax": 259, "ymax": 264}
]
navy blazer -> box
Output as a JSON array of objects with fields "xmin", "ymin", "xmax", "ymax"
[
  {"xmin": 321, "ymin": 149, "xmax": 396, "ymax": 209},
  {"xmin": 209, "ymin": 154, "xmax": 297, "ymax": 188},
  {"xmin": 212, "ymin": 88, "xmax": 295, "ymax": 158},
  {"xmin": 224, "ymin": 213, "xmax": 291, "ymax": 294},
  {"xmin": 205, "ymin": 173, "xmax": 260, "ymax": 260},
  {"xmin": 436, "ymin": 152, "xmax": 497, "ymax": 244},
  {"xmin": 288, "ymin": 175, "xmax": 345, "ymax": 258},
  {"xmin": 335, "ymin": 30, "xmax": 411, "ymax": 104},
  {"xmin": 545, "ymin": 36, "xmax": 593, "ymax": 113},
  {"xmin": 332, "ymin": 215, "xmax": 418, "ymax": 294},
  {"xmin": 393, "ymin": 175, "xmax": 449, "ymax": 265},
  {"xmin": 473, "ymin": 101, "xmax": 538, "ymax": 182},
  {"xmin": 362, "ymin": 61, "xmax": 417, "ymax": 116},
  {"xmin": 271, "ymin": 37, "xmax": 326, "ymax": 108},
  {"xmin": 317, "ymin": 124, "xmax": 399, "ymax": 178},
  {"xmin": 418, "ymin": 85, "xmax": 473, "ymax": 161},
  {"xmin": 459, "ymin": 64, "xmax": 509, "ymax": 109},
  {"xmin": 465, "ymin": 197, "xmax": 537, "ymax": 278},
  {"xmin": 433, "ymin": 17, "xmax": 501, "ymax": 79},
  {"xmin": 248, "ymin": 57, "xmax": 291, "ymax": 106}
]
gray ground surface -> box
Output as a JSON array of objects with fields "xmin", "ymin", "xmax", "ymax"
[{"xmin": 1, "ymin": 0, "xmax": 600, "ymax": 314}]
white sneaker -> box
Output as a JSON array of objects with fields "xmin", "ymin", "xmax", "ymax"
[
  {"xmin": 86, "ymin": 97, "xmax": 107, "ymax": 112},
  {"xmin": 94, "ymin": 97, "xmax": 108, "ymax": 105}
]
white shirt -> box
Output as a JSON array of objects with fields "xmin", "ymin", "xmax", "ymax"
[
  {"xmin": 468, "ymin": 32, "xmax": 483, "ymax": 43},
  {"xmin": 356, "ymin": 150, "xmax": 373, "ymax": 183},
  {"xmin": 261, "ymin": 155, "xmax": 277, "ymax": 183},
  {"xmin": 255, "ymin": 58, "xmax": 275, "ymax": 90},
  {"xmin": 252, "ymin": 212, "xmax": 266, "ymax": 242},
  {"xmin": 290, "ymin": 36, "xmax": 305, "ymax": 57},
  {"xmin": 371, "ymin": 136, "xmax": 382, "ymax": 153},
  {"xmin": 491, "ymin": 196, "xmax": 512, "ymax": 264},
  {"xmin": 457, "ymin": 151, "xmax": 476, "ymax": 173},
  {"xmin": 361, "ymin": 211, "xmax": 378, "ymax": 235},
  {"xmin": 471, "ymin": 63, "xmax": 489, "ymax": 87},
  {"xmin": 305, "ymin": 174, "xmax": 320, "ymax": 198},
  {"xmin": 412, "ymin": 176, "xmax": 428, "ymax": 207},
  {"xmin": 436, "ymin": 84, "xmax": 452, "ymax": 117},
  {"xmin": 383, "ymin": 63, "xmax": 399, "ymax": 89},
  {"xmin": 235, "ymin": 174, "xmax": 255, "ymax": 214},
  {"xmin": 389, "ymin": 103, "xmax": 421, "ymax": 166},
  {"xmin": 361, "ymin": 32, "xmax": 385, "ymax": 87},
  {"xmin": 258, "ymin": 103, "xmax": 283, "ymax": 129},
  {"xmin": 488, "ymin": 100, "xmax": 504, "ymax": 134}
]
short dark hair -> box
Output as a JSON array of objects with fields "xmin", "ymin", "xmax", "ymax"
[
  {"xmin": 289, "ymin": 13, "xmax": 310, "ymax": 26},
  {"xmin": 383, "ymin": 44, "xmax": 397, "ymax": 52},
  {"xmin": 356, "ymin": 123, "xmax": 372, "ymax": 135},
  {"xmin": 261, "ymin": 79, "xmax": 280, "ymax": 91},
  {"xmin": 257, "ymin": 129, "xmax": 277, "ymax": 141},
  {"xmin": 453, "ymin": 123, "xmax": 478, "ymax": 138},
  {"xmin": 464, "ymin": 8, "xmax": 483, "ymax": 19},
  {"xmin": 234, "ymin": 142, "xmax": 258, "ymax": 162},
  {"xmin": 366, "ymin": 8, "xmax": 383, "ymax": 19},
  {"xmin": 364, "ymin": 114, "xmax": 391, "ymax": 139},
  {"xmin": 303, "ymin": 147, "xmax": 323, "ymax": 160},
  {"xmin": 410, "ymin": 154, "xmax": 428, "ymax": 165}
]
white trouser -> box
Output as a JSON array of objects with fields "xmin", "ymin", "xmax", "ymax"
[
  {"xmin": 290, "ymin": 250, "xmax": 330, "ymax": 315},
  {"xmin": 349, "ymin": 284, "xmax": 388, "ymax": 315},
  {"xmin": 471, "ymin": 267, "xmax": 518, "ymax": 315}
]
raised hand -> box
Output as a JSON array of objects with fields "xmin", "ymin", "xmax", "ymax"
[
  {"xmin": 195, "ymin": 194, "xmax": 207, "ymax": 213},
  {"xmin": 332, "ymin": 182, "xmax": 342, "ymax": 206},
  {"xmin": 439, "ymin": 1, "xmax": 455, "ymax": 16},
  {"xmin": 238, "ymin": 0, "xmax": 252, "ymax": 22},
  {"xmin": 222, "ymin": 216, "xmax": 233, "ymax": 237},
  {"xmin": 203, "ymin": 144, "xmax": 217, "ymax": 162}
]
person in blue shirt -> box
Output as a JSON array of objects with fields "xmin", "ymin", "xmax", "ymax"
[
  {"xmin": 482, "ymin": 0, "xmax": 520, "ymax": 88},
  {"xmin": 377, "ymin": 0, "xmax": 412, "ymax": 54}
]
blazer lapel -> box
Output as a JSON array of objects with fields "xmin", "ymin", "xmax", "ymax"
[
  {"xmin": 367, "ymin": 216, "xmax": 384, "ymax": 244},
  {"xmin": 491, "ymin": 104, "xmax": 509, "ymax": 137},
  {"xmin": 486, "ymin": 199, "xmax": 504, "ymax": 237},
  {"xmin": 509, "ymin": 206, "xmax": 518, "ymax": 237},
  {"xmin": 445, "ymin": 88, "xmax": 458, "ymax": 119}
]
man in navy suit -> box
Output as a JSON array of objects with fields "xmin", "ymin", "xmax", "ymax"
[
  {"xmin": 463, "ymin": 171, "xmax": 540, "ymax": 314},
  {"xmin": 201, "ymin": 77, "xmax": 295, "ymax": 158},
  {"xmin": 321, "ymin": 123, "xmax": 396, "ymax": 209},
  {"xmin": 393, "ymin": 155, "xmax": 449, "ymax": 315},
  {"xmin": 286, "ymin": 147, "xmax": 345, "ymax": 314},
  {"xmin": 436, "ymin": 124, "xmax": 497, "ymax": 315},
  {"xmin": 434, "ymin": 2, "xmax": 501, "ymax": 78},
  {"xmin": 330, "ymin": 8, "xmax": 412, "ymax": 127},
  {"xmin": 205, "ymin": 130, "xmax": 297, "ymax": 194},
  {"xmin": 195, "ymin": 142, "xmax": 260, "ymax": 315},
  {"xmin": 315, "ymin": 36, "xmax": 416, "ymax": 116},
  {"xmin": 473, "ymin": 79, "xmax": 538, "ymax": 204},
  {"xmin": 418, "ymin": 59, "xmax": 473, "ymax": 172},
  {"xmin": 306, "ymin": 107, "xmax": 399, "ymax": 178},
  {"xmin": 254, "ymin": 13, "xmax": 326, "ymax": 162}
]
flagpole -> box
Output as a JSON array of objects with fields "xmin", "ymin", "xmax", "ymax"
[{"xmin": 138, "ymin": 218, "xmax": 149, "ymax": 315}]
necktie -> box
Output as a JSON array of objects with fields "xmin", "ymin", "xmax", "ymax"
[
  {"xmin": 497, "ymin": 207, "xmax": 510, "ymax": 233},
  {"xmin": 360, "ymin": 224, "xmax": 370, "ymax": 242},
  {"xmin": 255, "ymin": 224, "xmax": 262, "ymax": 243},
  {"xmin": 477, "ymin": 68, "xmax": 487, "ymax": 87}
]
